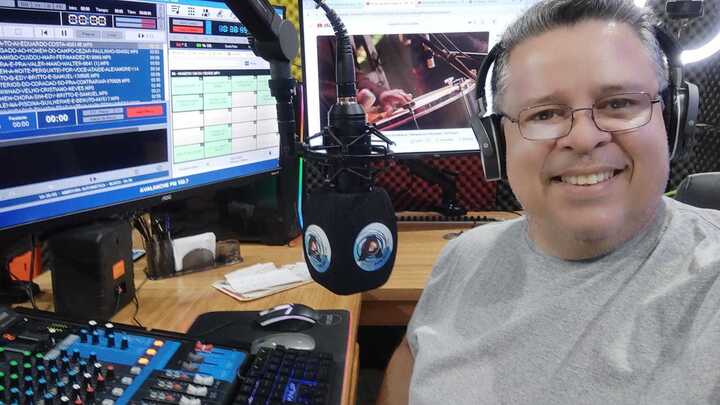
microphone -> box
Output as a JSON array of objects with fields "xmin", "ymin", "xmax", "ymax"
[
  {"xmin": 422, "ymin": 34, "xmax": 436, "ymax": 69},
  {"xmin": 301, "ymin": 0, "xmax": 397, "ymax": 295}
]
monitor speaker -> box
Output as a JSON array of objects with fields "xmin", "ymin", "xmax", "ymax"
[{"xmin": 46, "ymin": 219, "xmax": 135, "ymax": 320}]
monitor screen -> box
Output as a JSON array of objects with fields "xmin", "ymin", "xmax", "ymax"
[
  {"xmin": 0, "ymin": 0, "xmax": 285, "ymax": 231},
  {"xmin": 301, "ymin": 0, "xmax": 539, "ymax": 156}
]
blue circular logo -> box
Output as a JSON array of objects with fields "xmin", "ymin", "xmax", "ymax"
[
  {"xmin": 304, "ymin": 224, "xmax": 332, "ymax": 273},
  {"xmin": 353, "ymin": 222, "xmax": 393, "ymax": 272}
]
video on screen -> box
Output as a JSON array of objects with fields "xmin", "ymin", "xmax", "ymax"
[{"xmin": 316, "ymin": 32, "xmax": 489, "ymax": 131}]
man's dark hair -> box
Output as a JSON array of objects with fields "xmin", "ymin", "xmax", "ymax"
[{"xmin": 491, "ymin": 0, "xmax": 668, "ymax": 112}]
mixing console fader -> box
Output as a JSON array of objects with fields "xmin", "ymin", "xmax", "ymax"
[{"xmin": 0, "ymin": 307, "xmax": 247, "ymax": 405}]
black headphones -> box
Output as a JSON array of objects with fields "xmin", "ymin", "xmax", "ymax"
[{"xmin": 470, "ymin": 26, "xmax": 700, "ymax": 181}]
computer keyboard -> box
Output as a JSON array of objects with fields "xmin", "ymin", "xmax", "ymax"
[{"xmin": 234, "ymin": 347, "xmax": 334, "ymax": 405}]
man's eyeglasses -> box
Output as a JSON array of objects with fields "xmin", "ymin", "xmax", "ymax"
[{"xmin": 502, "ymin": 92, "xmax": 663, "ymax": 141}]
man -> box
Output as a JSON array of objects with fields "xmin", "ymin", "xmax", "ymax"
[{"xmin": 377, "ymin": 0, "xmax": 720, "ymax": 403}]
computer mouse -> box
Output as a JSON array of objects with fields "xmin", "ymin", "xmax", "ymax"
[
  {"xmin": 250, "ymin": 332, "xmax": 317, "ymax": 354},
  {"xmin": 256, "ymin": 303, "xmax": 318, "ymax": 332}
]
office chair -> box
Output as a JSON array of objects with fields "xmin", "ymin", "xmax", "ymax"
[{"xmin": 675, "ymin": 172, "xmax": 720, "ymax": 210}]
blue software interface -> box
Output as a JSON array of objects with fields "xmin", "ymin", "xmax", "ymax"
[{"xmin": 0, "ymin": 0, "xmax": 282, "ymax": 229}]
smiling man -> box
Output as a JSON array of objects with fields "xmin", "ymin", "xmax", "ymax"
[{"xmin": 377, "ymin": 0, "xmax": 720, "ymax": 404}]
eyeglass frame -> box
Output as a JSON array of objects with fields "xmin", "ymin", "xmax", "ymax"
[{"xmin": 499, "ymin": 91, "xmax": 664, "ymax": 141}]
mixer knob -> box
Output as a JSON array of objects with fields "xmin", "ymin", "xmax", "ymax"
[
  {"xmin": 71, "ymin": 350, "xmax": 80, "ymax": 362},
  {"xmin": 49, "ymin": 367, "xmax": 59, "ymax": 382},
  {"xmin": 60, "ymin": 349, "xmax": 68, "ymax": 359},
  {"xmin": 23, "ymin": 375, "xmax": 33, "ymax": 390},
  {"xmin": 88, "ymin": 320, "xmax": 98, "ymax": 332},
  {"xmin": 71, "ymin": 384, "xmax": 82, "ymax": 400},
  {"xmin": 60, "ymin": 357, "xmax": 70, "ymax": 371},
  {"xmin": 95, "ymin": 374, "xmax": 105, "ymax": 390},
  {"xmin": 107, "ymin": 334, "xmax": 115, "ymax": 348},
  {"xmin": 56, "ymin": 381, "xmax": 67, "ymax": 396},
  {"xmin": 22, "ymin": 351, "xmax": 32, "ymax": 363},
  {"xmin": 105, "ymin": 365, "xmax": 115, "ymax": 380},
  {"xmin": 38, "ymin": 378, "xmax": 47, "ymax": 394},
  {"xmin": 85, "ymin": 385, "xmax": 95, "ymax": 402},
  {"xmin": 68, "ymin": 370, "xmax": 78, "ymax": 384},
  {"xmin": 9, "ymin": 373, "xmax": 19, "ymax": 388},
  {"xmin": 36, "ymin": 365, "xmax": 46, "ymax": 379},
  {"xmin": 43, "ymin": 391, "xmax": 55, "ymax": 405},
  {"xmin": 88, "ymin": 353, "xmax": 97, "ymax": 364},
  {"xmin": 22, "ymin": 363, "xmax": 32, "ymax": 377},
  {"xmin": 79, "ymin": 329, "xmax": 88, "ymax": 343},
  {"xmin": 91, "ymin": 332, "xmax": 100, "ymax": 345},
  {"xmin": 23, "ymin": 388, "xmax": 34, "ymax": 403},
  {"xmin": 10, "ymin": 387, "xmax": 20, "ymax": 402},
  {"xmin": 82, "ymin": 373, "xmax": 92, "ymax": 386},
  {"xmin": 77, "ymin": 361, "xmax": 88, "ymax": 373},
  {"xmin": 120, "ymin": 337, "xmax": 129, "ymax": 350},
  {"xmin": 59, "ymin": 394, "xmax": 71, "ymax": 404},
  {"xmin": 9, "ymin": 360, "xmax": 19, "ymax": 374}
]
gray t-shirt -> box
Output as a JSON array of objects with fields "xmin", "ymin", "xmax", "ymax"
[{"xmin": 407, "ymin": 197, "xmax": 720, "ymax": 404}]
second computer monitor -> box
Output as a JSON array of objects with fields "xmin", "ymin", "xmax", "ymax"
[{"xmin": 301, "ymin": 0, "xmax": 539, "ymax": 156}]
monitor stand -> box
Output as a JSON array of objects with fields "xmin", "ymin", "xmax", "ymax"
[{"xmin": 400, "ymin": 159, "xmax": 467, "ymax": 218}]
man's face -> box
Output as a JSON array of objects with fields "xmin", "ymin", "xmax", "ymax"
[{"xmin": 502, "ymin": 20, "xmax": 669, "ymax": 258}]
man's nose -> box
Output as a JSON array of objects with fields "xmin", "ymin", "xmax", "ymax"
[{"xmin": 555, "ymin": 108, "xmax": 612, "ymax": 153}]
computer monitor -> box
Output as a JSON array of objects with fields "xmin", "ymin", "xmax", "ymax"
[
  {"xmin": 300, "ymin": 0, "xmax": 539, "ymax": 156},
  {"xmin": 0, "ymin": 0, "xmax": 286, "ymax": 236}
]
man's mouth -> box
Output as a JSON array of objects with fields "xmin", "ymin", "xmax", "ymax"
[{"xmin": 552, "ymin": 169, "xmax": 624, "ymax": 186}]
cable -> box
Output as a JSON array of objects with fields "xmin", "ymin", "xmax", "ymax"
[
  {"xmin": 131, "ymin": 293, "xmax": 143, "ymax": 328},
  {"xmin": 27, "ymin": 235, "xmax": 37, "ymax": 310},
  {"xmin": 189, "ymin": 319, "xmax": 245, "ymax": 340},
  {"xmin": 297, "ymin": 83, "xmax": 305, "ymax": 231},
  {"xmin": 112, "ymin": 285, "xmax": 122, "ymax": 318}
]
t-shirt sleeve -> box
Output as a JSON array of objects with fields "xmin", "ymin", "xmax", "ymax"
[{"xmin": 406, "ymin": 237, "xmax": 462, "ymax": 357}]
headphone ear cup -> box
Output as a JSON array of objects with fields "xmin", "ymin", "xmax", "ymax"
[
  {"xmin": 470, "ymin": 113, "xmax": 505, "ymax": 181},
  {"xmin": 674, "ymin": 81, "xmax": 700, "ymax": 160},
  {"xmin": 661, "ymin": 86, "xmax": 679, "ymax": 159}
]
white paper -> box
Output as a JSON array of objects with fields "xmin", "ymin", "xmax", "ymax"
[{"xmin": 223, "ymin": 262, "xmax": 311, "ymax": 294}]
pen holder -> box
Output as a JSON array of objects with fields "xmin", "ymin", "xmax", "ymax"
[{"xmin": 146, "ymin": 237, "xmax": 175, "ymax": 279}]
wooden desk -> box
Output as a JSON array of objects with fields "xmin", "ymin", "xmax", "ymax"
[{"xmin": 20, "ymin": 243, "xmax": 361, "ymax": 405}]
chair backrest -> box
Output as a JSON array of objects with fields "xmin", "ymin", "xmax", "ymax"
[{"xmin": 676, "ymin": 172, "xmax": 720, "ymax": 210}]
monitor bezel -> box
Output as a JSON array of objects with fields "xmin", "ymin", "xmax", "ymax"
[{"xmin": 0, "ymin": 166, "xmax": 281, "ymax": 243}]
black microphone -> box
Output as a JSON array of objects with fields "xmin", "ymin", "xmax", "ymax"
[
  {"xmin": 422, "ymin": 34, "xmax": 436, "ymax": 69},
  {"xmin": 301, "ymin": 0, "xmax": 397, "ymax": 295}
]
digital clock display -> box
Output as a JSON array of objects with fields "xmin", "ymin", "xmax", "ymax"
[
  {"xmin": 214, "ymin": 22, "xmax": 248, "ymax": 36},
  {"xmin": 62, "ymin": 12, "xmax": 112, "ymax": 27}
]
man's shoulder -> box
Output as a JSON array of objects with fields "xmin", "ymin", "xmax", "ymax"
[
  {"xmin": 448, "ymin": 216, "xmax": 527, "ymax": 253},
  {"xmin": 666, "ymin": 196, "xmax": 720, "ymax": 231}
]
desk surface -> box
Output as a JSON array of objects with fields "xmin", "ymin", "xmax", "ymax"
[{"xmin": 21, "ymin": 243, "xmax": 361, "ymax": 405}]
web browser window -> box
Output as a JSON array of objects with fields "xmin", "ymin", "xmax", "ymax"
[{"xmin": 301, "ymin": 0, "xmax": 539, "ymax": 155}]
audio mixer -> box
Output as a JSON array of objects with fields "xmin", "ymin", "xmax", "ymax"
[{"xmin": 0, "ymin": 307, "xmax": 246, "ymax": 405}]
